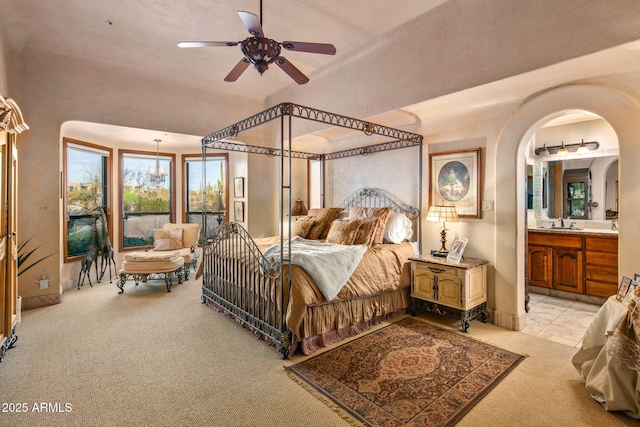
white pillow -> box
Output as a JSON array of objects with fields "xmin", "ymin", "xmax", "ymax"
[{"xmin": 383, "ymin": 212, "xmax": 413, "ymax": 244}]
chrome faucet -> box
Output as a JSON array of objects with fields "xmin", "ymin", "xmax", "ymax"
[{"xmin": 560, "ymin": 218, "xmax": 565, "ymax": 228}]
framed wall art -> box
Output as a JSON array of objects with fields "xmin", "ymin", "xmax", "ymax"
[
  {"xmin": 234, "ymin": 177, "xmax": 244, "ymax": 198},
  {"xmin": 429, "ymin": 148, "xmax": 482, "ymax": 218},
  {"xmin": 234, "ymin": 201, "xmax": 245, "ymax": 222}
]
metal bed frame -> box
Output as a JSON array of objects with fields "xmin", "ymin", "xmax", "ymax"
[{"xmin": 200, "ymin": 103, "xmax": 423, "ymax": 358}]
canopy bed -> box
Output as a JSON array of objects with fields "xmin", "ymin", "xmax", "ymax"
[{"xmin": 200, "ymin": 103, "xmax": 423, "ymax": 358}]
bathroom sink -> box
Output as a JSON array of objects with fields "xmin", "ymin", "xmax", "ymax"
[{"xmin": 537, "ymin": 226, "xmax": 583, "ymax": 230}]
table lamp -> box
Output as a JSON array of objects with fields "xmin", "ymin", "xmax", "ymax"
[
  {"xmin": 426, "ymin": 205, "xmax": 459, "ymax": 256},
  {"xmin": 212, "ymin": 192, "xmax": 226, "ymax": 225},
  {"xmin": 290, "ymin": 199, "xmax": 308, "ymax": 218}
]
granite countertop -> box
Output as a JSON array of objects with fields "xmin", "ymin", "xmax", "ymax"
[
  {"xmin": 528, "ymin": 227, "xmax": 618, "ymax": 236},
  {"xmin": 409, "ymin": 255, "xmax": 489, "ymax": 269}
]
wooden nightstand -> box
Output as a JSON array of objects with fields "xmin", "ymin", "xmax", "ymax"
[{"xmin": 410, "ymin": 255, "xmax": 489, "ymax": 332}]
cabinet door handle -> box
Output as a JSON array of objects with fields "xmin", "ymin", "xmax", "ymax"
[
  {"xmin": 428, "ymin": 267, "xmax": 446, "ymax": 273},
  {"xmin": 432, "ymin": 275, "xmax": 439, "ymax": 301}
]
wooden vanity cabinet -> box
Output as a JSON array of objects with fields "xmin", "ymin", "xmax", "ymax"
[
  {"xmin": 528, "ymin": 246, "xmax": 552, "ymax": 288},
  {"xmin": 528, "ymin": 231, "xmax": 617, "ymax": 298},
  {"xmin": 553, "ymin": 248, "xmax": 583, "ymax": 293},
  {"xmin": 528, "ymin": 232, "xmax": 583, "ymax": 294},
  {"xmin": 584, "ymin": 236, "xmax": 619, "ymax": 297}
]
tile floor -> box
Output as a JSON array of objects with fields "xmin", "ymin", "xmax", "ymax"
[{"xmin": 522, "ymin": 293, "xmax": 602, "ymax": 348}]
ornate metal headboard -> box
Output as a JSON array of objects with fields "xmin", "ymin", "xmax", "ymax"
[{"xmin": 336, "ymin": 188, "xmax": 420, "ymax": 220}]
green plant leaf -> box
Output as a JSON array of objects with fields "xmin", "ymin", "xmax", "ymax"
[{"xmin": 18, "ymin": 236, "xmax": 57, "ymax": 277}]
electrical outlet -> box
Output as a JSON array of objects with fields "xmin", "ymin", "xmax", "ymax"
[{"xmin": 482, "ymin": 200, "xmax": 494, "ymax": 211}]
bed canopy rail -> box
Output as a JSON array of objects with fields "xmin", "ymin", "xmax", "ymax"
[{"xmin": 202, "ymin": 102, "xmax": 423, "ymax": 148}]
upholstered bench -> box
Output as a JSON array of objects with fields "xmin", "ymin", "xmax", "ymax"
[{"xmin": 117, "ymin": 251, "xmax": 184, "ymax": 294}]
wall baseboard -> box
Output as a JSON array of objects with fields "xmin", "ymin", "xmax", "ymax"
[{"xmin": 21, "ymin": 293, "xmax": 62, "ymax": 310}]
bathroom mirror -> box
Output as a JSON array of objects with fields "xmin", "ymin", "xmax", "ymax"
[
  {"xmin": 541, "ymin": 155, "xmax": 618, "ymax": 220},
  {"xmin": 530, "ymin": 110, "xmax": 619, "ymax": 222}
]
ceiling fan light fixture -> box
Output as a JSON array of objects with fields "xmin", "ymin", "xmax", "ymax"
[
  {"xmin": 178, "ymin": 1, "xmax": 335, "ymax": 84},
  {"xmin": 241, "ymin": 37, "xmax": 281, "ymax": 74}
]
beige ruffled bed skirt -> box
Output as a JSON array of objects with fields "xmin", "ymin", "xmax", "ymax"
[{"xmin": 296, "ymin": 287, "xmax": 411, "ymax": 355}]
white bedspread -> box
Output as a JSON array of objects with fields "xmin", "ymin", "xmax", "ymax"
[{"xmin": 262, "ymin": 236, "xmax": 367, "ymax": 301}]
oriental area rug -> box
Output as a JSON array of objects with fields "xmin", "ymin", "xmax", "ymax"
[{"xmin": 286, "ymin": 317, "xmax": 525, "ymax": 427}]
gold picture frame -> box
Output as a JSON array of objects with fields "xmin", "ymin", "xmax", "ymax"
[{"xmin": 429, "ymin": 148, "xmax": 482, "ymax": 219}]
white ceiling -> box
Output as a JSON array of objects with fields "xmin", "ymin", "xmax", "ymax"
[
  {"xmin": 4, "ymin": 0, "xmax": 640, "ymax": 150},
  {"xmin": 2, "ymin": 0, "xmax": 447, "ymax": 101}
]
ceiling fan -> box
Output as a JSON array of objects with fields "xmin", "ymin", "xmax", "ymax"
[{"xmin": 177, "ymin": 1, "xmax": 336, "ymax": 85}]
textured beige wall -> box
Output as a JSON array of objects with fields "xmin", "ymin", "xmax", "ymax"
[{"xmin": 0, "ymin": 30, "xmax": 8, "ymax": 95}]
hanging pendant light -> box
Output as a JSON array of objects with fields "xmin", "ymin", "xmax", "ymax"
[{"xmin": 149, "ymin": 139, "xmax": 168, "ymax": 186}]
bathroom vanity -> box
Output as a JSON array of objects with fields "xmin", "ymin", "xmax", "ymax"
[{"xmin": 528, "ymin": 228, "xmax": 618, "ymax": 298}]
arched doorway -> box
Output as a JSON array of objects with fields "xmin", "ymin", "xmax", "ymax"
[{"xmin": 493, "ymin": 84, "xmax": 640, "ymax": 332}]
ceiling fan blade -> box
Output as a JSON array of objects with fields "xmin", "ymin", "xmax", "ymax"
[
  {"xmin": 275, "ymin": 57, "xmax": 309, "ymax": 85},
  {"xmin": 238, "ymin": 11, "xmax": 264, "ymax": 37},
  {"xmin": 281, "ymin": 41, "xmax": 336, "ymax": 55},
  {"xmin": 177, "ymin": 41, "xmax": 238, "ymax": 48},
  {"xmin": 224, "ymin": 58, "xmax": 251, "ymax": 82}
]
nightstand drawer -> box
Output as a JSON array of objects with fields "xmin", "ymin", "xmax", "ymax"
[{"xmin": 412, "ymin": 262, "xmax": 460, "ymax": 278}]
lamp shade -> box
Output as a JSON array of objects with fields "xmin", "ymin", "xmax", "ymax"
[
  {"xmin": 557, "ymin": 141, "xmax": 569, "ymax": 156},
  {"xmin": 576, "ymin": 139, "xmax": 589, "ymax": 154},
  {"xmin": 291, "ymin": 199, "xmax": 308, "ymax": 216},
  {"xmin": 540, "ymin": 144, "xmax": 550, "ymax": 157},
  {"xmin": 426, "ymin": 205, "xmax": 459, "ymax": 223},
  {"xmin": 212, "ymin": 193, "xmax": 226, "ymax": 211}
]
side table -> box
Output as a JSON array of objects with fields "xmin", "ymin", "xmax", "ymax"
[{"xmin": 410, "ymin": 255, "xmax": 489, "ymax": 332}]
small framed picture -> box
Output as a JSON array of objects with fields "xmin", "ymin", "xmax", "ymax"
[
  {"xmin": 234, "ymin": 201, "xmax": 244, "ymax": 222},
  {"xmin": 616, "ymin": 276, "xmax": 633, "ymax": 302},
  {"xmin": 447, "ymin": 237, "xmax": 468, "ymax": 263},
  {"xmin": 623, "ymin": 280, "xmax": 639, "ymax": 306},
  {"xmin": 234, "ymin": 177, "xmax": 244, "ymax": 198}
]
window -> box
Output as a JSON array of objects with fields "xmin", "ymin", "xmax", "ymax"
[
  {"xmin": 183, "ymin": 153, "xmax": 228, "ymax": 242},
  {"xmin": 120, "ymin": 150, "xmax": 175, "ymax": 250},
  {"xmin": 63, "ymin": 139, "xmax": 111, "ymax": 262}
]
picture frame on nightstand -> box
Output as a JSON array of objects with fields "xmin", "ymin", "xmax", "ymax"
[
  {"xmin": 446, "ymin": 237, "xmax": 468, "ymax": 263},
  {"xmin": 623, "ymin": 280, "xmax": 639, "ymax": 306},
  {"xmin": 616, "ymin": 276, "xmax": 633, "ymax": 302}
]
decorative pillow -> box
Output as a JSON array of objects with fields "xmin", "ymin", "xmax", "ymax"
[
  {"xmin": 349, "ymin": 207, "xmax": 393, "ymax": 245},
  {"xmin": 353, "ymin": 217, "xmax": 380, "ymax": 246},
  {"xmin": 383, "ymin": 212, "xmax": 414, "ymax": 244},
  {"xmin": 325, "ymin": 219, "xmax": 363, "ymax": 245},
  {"xmin": 306, "ymin": 207, "xmax": 344, "ymax": 240},
  {"xmin": 153, "ymin": 228, "xmax": 183, "ymax": 251},
  {"xmin": 291, "ymin": 216, "xmax": 317, "ymax": 238},
  {"xmin": 164, "ymin": 223, "xmax": 199, "ymax": 247},
  {"xmin": 336, "ymin": 211, "xmax": 350, "ymax": 220}
]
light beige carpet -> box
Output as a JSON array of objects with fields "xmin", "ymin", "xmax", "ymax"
[{"xmin": 0, "ymin": 274, "xmax": 635, "ymax": 426}]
